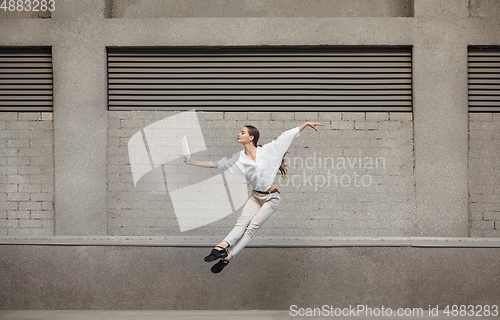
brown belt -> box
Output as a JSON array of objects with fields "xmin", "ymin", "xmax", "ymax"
[{"xmin": 254, "ymin": 188, "xmax": 279, "ymax": 194}]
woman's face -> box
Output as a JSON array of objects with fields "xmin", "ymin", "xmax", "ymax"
[{"xmin": 237, "ymin": 127, "xmax": 253, "ymax": 144}]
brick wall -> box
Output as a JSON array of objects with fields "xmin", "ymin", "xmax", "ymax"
[
  {"xmin": 108, "ymin": 111, "xmax": 415, "ymax": 237},
  {"xmin": 469, "ymin": 113, "xmax": 500, "ymax": 237},
  {"xmin": 3, "ymin": 110, "xmax": 496, "ymax": 238},
  {"xmin": 0, "ymin": 112, "xmax": 55, "ymax": 236}
]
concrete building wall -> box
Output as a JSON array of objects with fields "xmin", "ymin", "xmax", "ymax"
[
  {"xmin": 109, "ymin": 0, "xmax": 414, "ymax": 18},
  {"xmin": 1, "ymin": 0, "xmax": 500, "ymax": 310},
  {"xmin": 0, "ymin": 245, "xmax": 499, "ymax": 309}
]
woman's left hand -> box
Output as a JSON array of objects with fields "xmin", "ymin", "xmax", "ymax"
[
  {"xmin": 307, "ymin": 122, "xmax": 325, "ymax": 131},
  {"xmin": 298, "ymin": 121, "xmax": 325, "ymax": 132}
]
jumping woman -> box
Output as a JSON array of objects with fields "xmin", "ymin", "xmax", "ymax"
[{"xmin": 183, "ymin": 121, "xmax": 324, "ymax": 273}]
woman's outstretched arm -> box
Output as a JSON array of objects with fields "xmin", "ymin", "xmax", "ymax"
[
  {"xmin": 183, "ymin": 155, "xmax": 218, "ymax": 168},
  {"xmin": 298, "ymin": 121, "xmax": 325, "ymax": 132}
]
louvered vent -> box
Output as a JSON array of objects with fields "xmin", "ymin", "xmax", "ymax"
[
  {"xmin": 108, "ymin": 46, "xmax": 412, "ymax": 112},
  {"xmin": 0, "ymin": 47, "xmax": 53, "ymax": 112},
  {"xmin": 469, "ymin": 47, "xmax": 500, "ymax": 112}
]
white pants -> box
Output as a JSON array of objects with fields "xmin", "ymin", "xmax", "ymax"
[{"xmin": 223, "ymin": 190, "xmax": 281, "ymax": 257}]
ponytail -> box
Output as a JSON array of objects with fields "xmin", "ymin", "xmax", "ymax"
[{"xmin": 278, "ymin": 152, "xmax": 289, "ymax": 180}]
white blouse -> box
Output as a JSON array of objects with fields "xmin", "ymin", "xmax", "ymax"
[{"xmin": 216, "ymin": 127, "xmax": 301, "ymax": 192}]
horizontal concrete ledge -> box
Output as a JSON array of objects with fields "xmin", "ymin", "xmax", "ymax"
[{"xmin": 0, "ymin": 236, "xmax": 499, "ymax": 247}]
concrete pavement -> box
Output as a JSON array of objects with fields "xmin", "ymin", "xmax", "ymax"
[{"xmin": 1, "ymin": 310, "xmax": 499, "ymax": 320}]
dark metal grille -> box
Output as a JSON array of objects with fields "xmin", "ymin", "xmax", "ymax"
[
  {"xmin": 0, "ymin": 47, "xmax": 53, "ymax": 112},
  {"xmin": 108, "ymin": 46, "xmax": 412, "ymax": 112},
  {"xmin": 469, "ymin": 47, "xmax": 500, "ymax": 112}
]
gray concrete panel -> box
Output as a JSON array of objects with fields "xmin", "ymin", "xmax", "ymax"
[
  {"xmin": 413, "ymin": 43, "xmax": 469, "ymax": 237},
  {"xmin": 109, "ymin": 0, "xmax": 413, "ymax": 18},
  {"xmin": 51, "ymin": 1, "xmax": 108, "ymax": 235},
  {"xmin": 51, "ymin": 0, "xmax": 106, "ymax": 20},
  {"xmin": 408, "ymin": 247, "xmax": 500, "ymax": 307},
  {"xmin": 100, "ymin": 17, "xmax": 417, "ymax": 47},
  {"xmin": 0, "ymin": 19, "xmax": 53, "ymax": 45},
  {"xmin": 0, "ymin": 245, "xmax": 498, "ymax": 309},
  {"xmin": 1, "ymin": 310, "xmax": 500, "ymax": 319},
  {"xmin": 470, "ymin": 0, "xmax": 500, "ymax": 18},
  {"xmin": 414, "ymin": 0, "xmax": 469, "ymax": 19},
  {"xmin": 52, "ymin": 43, "xmax": 108, "ymax": 235},
  {"xmin": 0, "ymin": 8, "xmax": 51, "ymax": 19}
]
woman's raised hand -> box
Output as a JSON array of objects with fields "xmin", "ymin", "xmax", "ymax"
[
  {"xmin": 307, "ymin": 122, "xmax": 325, "ymax": 131},
  {"xmin": 299, "ymin": 121, "xmax": 325, "ymax": 132}
]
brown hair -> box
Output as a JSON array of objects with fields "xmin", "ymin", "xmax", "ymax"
[{"xmin": 245, "ymin": 125, "xmax": 289, "ymax": 180}]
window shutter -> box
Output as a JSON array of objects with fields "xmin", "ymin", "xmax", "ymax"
[
  {"xmin": 108, "ymin": 46, "xmax": 412, "ymax": 112},
  {"xmin": 0, "ymin": 47, "xmax": 53, "ymax": 112},
  {"xmin": 469, "ymin": 47, "xmax": 500, "ymax": 112}
]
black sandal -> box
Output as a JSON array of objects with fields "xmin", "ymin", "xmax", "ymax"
[
  {"xmin": 211, "ymin": 258, "xmax": 230, "ymax": 273},
  {"xmin": 204, "ymin": 245, "xmax": 228, "ymax": 262}
]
